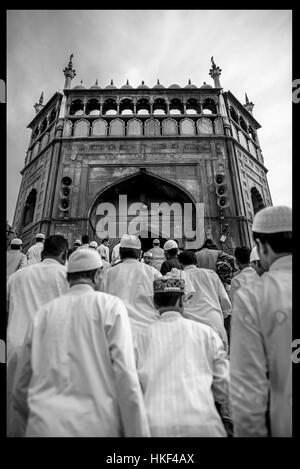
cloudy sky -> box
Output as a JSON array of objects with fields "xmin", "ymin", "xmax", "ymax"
[{"xmin": 7, "ymin": 9, "xmax": 292, "ymax": 225}]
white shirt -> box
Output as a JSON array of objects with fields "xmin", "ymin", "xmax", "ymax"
[
  {"xmin": 7, "ymin": 258, "xmax": 69, "ymax": 436},
  {"xmin": 26, "ymin": 241, "xmax": 44, "ymax": 265},
  {"xmin": 148, "ymin": 246, "xmax": 166, "ymax": 271},
  {"xmin": 135, "ymin": 311, "xmax": 229, "ymax": 437},
  {"xmin": 182, "ymin": 265, "xmax": 231, "ymax": 351},
  {"xmin": 7, "ymin": 250, "xmax": 27, "ymax": 279},
  {"xmin": 97, "ymin": 244, "xmax": 109, "ymax": 262},
  {"xmin": 230, "ymin": 266, "xmax": 259, "ymax": 304},
  {"xmin": 111, "ymin": 243, "xmax": 121, "ymax": 265},
  {"xmin": 230, "ymin": 255, "xmax": 292, "ymax": 437},
  {"xmin": 12, "ymin": 284, "xmax": 150, "ymax": 437},
  {"xmin": 195, "ymin": 248, "xmax": 221, "ymax": 271},
  {"xmin": 102, "ymin": 259, "xmax": 161, "ymax": 335}
]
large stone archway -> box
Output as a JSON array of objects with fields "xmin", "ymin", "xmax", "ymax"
[{"xmin": 89, "ymin": 169, "xmax": 204, "ymax": 251}]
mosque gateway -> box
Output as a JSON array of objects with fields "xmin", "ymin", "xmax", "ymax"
[{"xmin": 12, "ymin": 55, "xmax": 272, "ymax": 252}]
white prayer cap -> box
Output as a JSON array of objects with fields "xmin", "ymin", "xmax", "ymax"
[
  {"xmin": 144, "ymin": 251, "xmax": 153, "ymax": 257},
  {"xmin": 11, "ymin": 238, "xmax": 22, "ymax": 246},
  {"xmin": 250, "ymin": 246, "xmax": 260, "ymax": 262},
  {"xmin": 36, "ymin": 233, "xmax": 45, "ymax": 239},
  {"xmin": 153, "ymin": 239, "xmax": 160, "ymax": 244},
  {"xmin": 89, "ymin": 241, "xmax": 98, "ymax": 249},
  {"xmin": 252, "ymin": 206, "xmax": 292, "ymax": 234},
  {"xmin": 74, "ymin": 239, "xmax": 82, "ymax": 246},
  {"xmin": 164, "ymin": 239, "xmax": 178, "ymax": 251},
  {"xmin": 120, "ymin": 234, "xmax": 141, "ymax": 249},
  {"xmin": 67, "ymin": 248, "xmax": 103, "ymax": 273}
]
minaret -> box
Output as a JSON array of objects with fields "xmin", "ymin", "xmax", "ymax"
[
  {"xmin": 209, "ymin": 56, "xmax": 222, "ymax": 88},
  {"xmin": 34, "ymin": 92, "xmax": 44, "ymax": 114},
  {"xmin": 59, "ymin": 54, "xmax": 76, "ymax": 120},
  {"xmin": 63, "ymin": 53, "xmax": 76, "ymax": 89},
  {"xmin": 244, "ymin": 93, "xmax": 255, "ymax": 115}
]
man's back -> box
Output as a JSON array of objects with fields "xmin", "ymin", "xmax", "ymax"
[
  {"xmin": 13, "ymin": 285, "xmax": 150, "ymax": 437},
  {"xmin": 26, "ymin": 242, "xmax": 44, "ymax": 265},
  {"xmin": 102, "ymin": 259, "xmax": 161, "ymax": 333},
  {"xmin": 182, "ymin": 266, "xmax": 231, "ymax": 349},
  {"xmin": 7, "ymin": 250, "xmax": 27, "ymax": 279},
  {"xmin": 230, "ymin": 266, "xmax": 258, "ymax": 303},
  {"xmin": 135, "ymin": 312, "xmax": 228, "ymax": 437},
  {"xmin": 160, "ymin": 256, "xmax": 182, "ymax": 275},
  {"xmin": 195, "ymin": 248, "xmax": 221, "ymax": 271},
  {"xmin": 149, "ymin": 246, "xmax": 165, "ymax": 271},
  {"xmin": 230, "ymin": 255, "xmax": 292, "ymax": 436},
  {"xmin": 7, "ymin": 259, "xmax": 68, "ymax": 350}
]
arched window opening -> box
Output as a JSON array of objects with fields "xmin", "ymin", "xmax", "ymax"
[
  {"xmin": 248, "ymin": 125, "xmax": 257, "ymax": 142},
  {"xmin": 153, "ymin": 98, "xmax": 167, "ymax": 115},
  {"xmin": 202, "ymin": 98, "xmax": 217, "ymax": 114},
  {"xmin": 202, "ymin": 108, "xmax": 213, "ymax": 115},
  {"xmin": 169, "ymin": 98, "xmax": 184, "ymax": 114},
  {"xmin": 23, "ymin": 189, "xmax": 37, "ymax": 226},
  {"xmin": 69, "ymin": 99, "xmax": 84, "ymax": 116},
  {"xmin": 239, "ymin": 116, "xmax": 248, "ymax": 133},
  {"xmin": 230, "ymin": 106, "xmax": 239, "ymax": 123},
  {"xmin": 186, "ymin": 98, "xmax": 200, "ymax": 114},
  {"xmin": 102, "ymin": 99, "xmax": 117, "ymax": 115},
  {"xmin": 32, "ymin": 127, "xmax": 39, "ymax": 141},
  {"xmin": 251, "ymin": 187, "xmax": 265, "ymax": 215},
  {"xmin": 120, "ymin": 98, "xmax": 134, "ymax": 115},
  {"xmin": 137, "ymin": 98, "xmax": 150, "ymax": 114},
  {"xmin": 105, "ymin": 109, "xmax": 118, "ymax": 115},
  {"xmin": 86, "ymin": 99, "xmax": 100, "ymax": 116},
  {"xmin": 40, "ymin": 117, "xmax": 48, "ymax": 134},
  {"xmin": 49, "ymin": 107, "xmax": 57, "ymax": 124}
]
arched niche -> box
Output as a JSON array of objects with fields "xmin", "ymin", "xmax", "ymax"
[
  {"xmin": 40, "ymin": 132, "xmax": 49, "ymax": 150},
  {"xmin": 31, "ymin": 141, "xmax": 40, "ymax": 160},
  {"xmin": 127, "ymin": 118, "xmax": 143, "ymax": 136},
  {"xmin": 238, "ymin": 131, "xmax": 248, "ymax": 149},
  {"xmin": 144, "ymin": 118, "xmax": 161, "ymax": 136},
  {"xmin": 22, "ymin": 188, "xmax": 37, "ymax": 226},
  {"xmin": 109, "ymin": 118, "xmax": 125, "ymax": 136},
  {"xmin": 162, "ymin": 118, "xmax": 178, "ymax": 135},
  {"xmin": 102, "ymin": 98, "xmax": 117, "ymax": 115},
  {"xmin": 86, "ymin": 99, "xmax": 100, "ymax": 116},
  {"xmin": 91, "ymin": 119, "xmax": 107, "ymax": 136},
  {"xmin": 179, "ymin": 118, "xmax": 196, "ymax": 136},
  {"xmin": 73, "ymin": 119, "xmax": 90, "ymax": 137},
  {"xmin": 251, "ymin": 186, "xmax": 265, "ymax": 215},
  {"xmin": 63, "ymin": 119, "xmax": 73, "ymax": 137},
  {"xmin": 69, "ymin": 99, "xmax": 84, "ymax": 116},
  {"xmin": 214, "ymin": 117, "xmax": 224, "ymax": 135},
  {"xmin": 197, "ymin": 117, "xmax": 213, "ymax": 134},
  {"xmin": 202, "ymin": 98, "xmax": 217, "ymax": 114}
]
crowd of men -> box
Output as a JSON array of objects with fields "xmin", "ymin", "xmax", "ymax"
[{"xmin": 6, "ymin": 205, "xmax": 292, "ymax": 437}]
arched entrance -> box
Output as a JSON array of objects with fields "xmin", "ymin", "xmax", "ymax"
[{"xmin": 89, "ymin": 169, "xmax": 200, "ymax": 252}]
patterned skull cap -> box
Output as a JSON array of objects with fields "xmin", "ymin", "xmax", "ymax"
[{"xmin": 153, "ymin": 276, "xmax": 185, "ymax": 293}]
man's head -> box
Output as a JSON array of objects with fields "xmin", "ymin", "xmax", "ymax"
[
  {"xmin": 42, "ymin": 235, "xmax": 68, "ymax": 265},
  {"xmin": 153, "ymin": 276, "xmax": 185, "ymax": 314},
  {"xmin": 36, "ymin": 233, "xmax": 45, "ymax": 244},
  {"xmin": 119, "ymin": 234, "xmax": 141, "ymax": 260},
  {"xmin": 163, "ymin": 240, "xmax": 178, "ymax": 260},
  {"xmin": 67, "ymin": 248, "xmax": 103, "ymax": 290},
  {"xmin": 89, "ymin": 241, "xmax": 98, "ymax": 249},
  {"xmin": 82, "ymin": 234, "xmax": 89, "ymax": 245},
  {"xmin": 252, "ymin": 205, "xmax": 292, "ymax": 271},
  {"xmin": 74, "ymin": 239, "xmax": 81, "ymax": 248},
  {"xmin": 10, "ymin": 238, "xmax": 23, "ymax": 251},
  {"xmin": 101, "ymin": 238, "xmax": 109, "ymax": 247},
  {"xmin": 234, "ymin": 246, "xmax": 251, "ymax": 269},
  {"xmin": 178, "ymin": 250, "xmax": 197, "ymax": 267},
  {"xmin": 143, "ymin": 251, "xmax": 153, "ymax": 265},
  {"xmin": 153, "ymin": 239, "xmax": 160, "ymax": 247}
]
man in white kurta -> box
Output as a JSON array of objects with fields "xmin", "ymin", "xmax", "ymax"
[
  {"xmin": 102, "ymin": 235, "xmax": 162, "ymax": 336},
  {"xmin": 178, "ymin": 250, "xmax": 231, "ymax": 352},
  {"xmin": 135, "ymin": 276, "xmax": 230, "ymax": 437},
  {"xmin": 111, "ymin": 241, "xmax": 121, "ymax": 265},
  {"xmin": 230, "ymin": 206, "xmax": 292, "ymax": 437},
  {"xmin": 26, "ymin": 233, "xmax": 45, "ymax": 265},
  {"xmin": 148, "ymin": 239, "xmax": 166, "ymax": 271},
  {"xmin": 7, "ymin": 235, "xmax": 69, "ymax": 436},
  {"xmin": 230, "ymin": 246, "xmax": 259, "ymax": 304},
  {"xmin": 7, "ymin": 238, "xmax": 27, "ymax": 279},
  {"xmin": 97, "ymin": 238, "xmax": 110, "ymax": 263},
  {"xmin": 12, "ymin": 248, "xmax": 150, "ymax": 437}
]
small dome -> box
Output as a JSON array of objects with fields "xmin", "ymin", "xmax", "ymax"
[
  {"xmin": 200, "ymin": 82, "xmax": 213, "ymax": 89},
  {"xmin": 138, "ymin": 81, "xmax": 149, "ymax": 89},
  {"xmin": 105, "ymin": 79, "xmax": 117, "ymax": 89},
  {"xmin": 121, "ymin": 80, "xmax": 133, "ymax": 90},
  {"xmin": 73, "ymin": 84, "xmax": 86, "ymax": 90},
  {"xmin": 153, "ymin": 79, "xmax": 165, "ymax": 89},
  {"xmin": 90, "ymin": 79, "xmax": 101, "ymax": 89},
  {"xmin": 168, "ymin": 83, "xmax": 181, "ymax": 89}
]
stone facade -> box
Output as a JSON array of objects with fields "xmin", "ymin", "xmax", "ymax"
[{"xmin": 12, "ymin": 57, "xmax": 272, "ymax": 254}]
